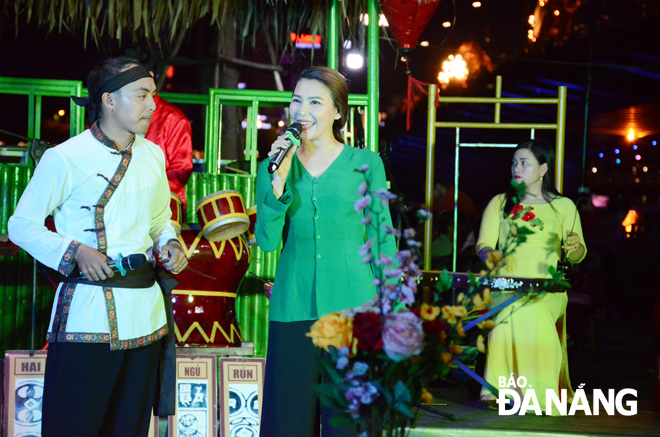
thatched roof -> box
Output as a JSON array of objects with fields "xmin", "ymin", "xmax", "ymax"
[{"xmin": 3, "ymin": 0, "xmax": 371, "ymax": 51}]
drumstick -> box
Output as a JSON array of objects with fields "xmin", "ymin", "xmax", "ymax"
[
  {"xmin": 184, "ymin": 266, "xmax": 217, "ymax": 281},
  {"xmin": 249, "ymin": 271, "xmax": 273, "ymax": 284}
]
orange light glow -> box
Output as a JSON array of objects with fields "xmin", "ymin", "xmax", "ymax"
[
  {"xmin": 438, "ymin": 54, "xmax": 469, "ymax": 85},
  {"xmin": 621, "ymin": 209, "xmax": 639, "ymax": 233},
  {"xmin": 627, "ymin": 128, "xmax": 635, "ymax": 141}
]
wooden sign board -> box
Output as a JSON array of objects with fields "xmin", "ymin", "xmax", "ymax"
[
  {"xmin": 218, "ymin": 358, "xmax": 265, "ymax": 437},
  {"xmin": 168, "ymin": 355, "xmax": 217, "ymax": 437},
  {"xmin": 3, "ymin": 350, "xmax": 158, "ymax": 437}
]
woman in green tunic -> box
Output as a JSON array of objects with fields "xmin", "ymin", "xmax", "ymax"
[
  {"xmin": 476, "ymin": 139, "xmax": 586, "ymax": 415},
  {"xmin": 256, "ymin": 67, "xmax": 396, "ymax": 436}
]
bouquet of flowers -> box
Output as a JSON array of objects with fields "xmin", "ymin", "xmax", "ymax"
[{"xmin": 306, "ymin": 165, "xmax": 496, "ymax": 437}]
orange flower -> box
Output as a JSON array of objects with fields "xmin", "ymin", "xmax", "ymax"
[
  {"xmin": 477, "ymin": 334, "xmax": 486, "ymax": 353},
  {"xmin": 421, "ymin": 388, "xmax": 434, "ymax": 404},
  {"xmin": 477, "ymin": 319, "xmax": 495, "ymax": 330},
  {"xmin": 440, "ymin": 351, "xmax": 453, "ymax": 364},
  {"xmin": 441, "ymin": 305, "xmax": 468, "ymax": 324},
  {"xmin": 420, "ymin": 303, "xmax": 440, "ymax": 321},
  {"xmin": 483, "ymin": 288, "xmax": 493, "ymax": 305},
  {"xmin": 473, "ymin": 294, "xmax": 486, "ymax": 311},
  {"xmin": 486, "ymin": 250, "xmax": 504, "ymax": 271},
  {"xmin": 456, "ymin": 320, "xmax": 467, "ymax": 337},
  {"xmin": 306, "ymin": 312, "xmax": 354, "ymax": 352},
  {"xmin": 449, "ymin": 344, "xmax": 463, "ymax": 355}
]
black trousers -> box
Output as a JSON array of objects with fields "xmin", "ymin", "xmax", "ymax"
[
  {"xmin": 41, "ymin": 340, "xmax": 161, "ymax": 437},
  {"xmin": 259, "ymin": 321, "xmax": 356, "ymax": 437}
]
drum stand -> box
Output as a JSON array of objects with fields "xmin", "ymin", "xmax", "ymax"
[{"xmin": 174, "ymin": 342, "xmax": 255, "ymax": 357}]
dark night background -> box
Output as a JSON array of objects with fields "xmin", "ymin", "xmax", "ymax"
[{"xmin": 1, "ymin": 0, "xmax": 659, "ymax": 409}]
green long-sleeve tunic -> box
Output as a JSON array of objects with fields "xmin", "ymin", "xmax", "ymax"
[{"xmin": 255, "ymin": 145, "xmax": 397, "ymax": 322}]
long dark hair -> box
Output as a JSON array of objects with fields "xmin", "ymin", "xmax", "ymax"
[
  {"xmin": 295, "ymin": 66, "xmax": 349, "ymax": 143},
  {"xmin": 503, "ymin": 139, "xmax": 561, "ymax": 213}
]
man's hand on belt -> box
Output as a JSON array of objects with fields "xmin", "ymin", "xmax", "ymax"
[{"xmin": 75, "ymin": 244, "xmax": 114, "ymax": 281}]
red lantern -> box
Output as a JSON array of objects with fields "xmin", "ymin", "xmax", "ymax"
[{"xmin": 380, "ymin": 0, "xmax": 442, "ymax": 51}]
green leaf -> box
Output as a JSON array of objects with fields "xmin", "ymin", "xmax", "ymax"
[
  {"xmin": 315, "ymin": 384, "xmax": 348, "ymax": 410},
  {"xmin": 329, "ymin": 412, "xmax": 355, "ymax": 428},
  {"xmin": 510, "ymin": 179, "xmax": 527, "ymax": 198},
  {"xmin": 548, "ymin": 266, "xmax": 571, "ymax": 289},
  {"xmin": 394, "ymin": 401, "xmax": 415, "ymax": 419},
  {"xmin": 319, "ymin": 358, "xmax": 344, "ymax": 385},
  {"xmin": 394, "ymin": 380, "xmax": 411, "ymax": 403},
  {"xmin": 515, "ymin": 226, "xmax": 535, "ymax": 236},
  {"xmin": 435, "ymin": 269, "xmax": 453, "ymax": 293},
  {"xmin": 458, "ymin": 346, "xmax": 480, "ymax": 363},
  {"xmin": 372, "ymin": 380, "xmax": 393, "ymax": 404}
]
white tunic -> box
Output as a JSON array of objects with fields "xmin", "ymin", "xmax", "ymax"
[{"xmin": 8, "ymin": 127, "xmax": 178, "ymax": 350}]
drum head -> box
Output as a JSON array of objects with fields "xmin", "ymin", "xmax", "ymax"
[{"xmin": 203, "ymin": 218, "xmax": 250, "ymax": 242}]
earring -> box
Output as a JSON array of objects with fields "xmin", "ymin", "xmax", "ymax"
[{"xmin": 540, "ymin": 176, "xmax": 543, "ymax": 181}]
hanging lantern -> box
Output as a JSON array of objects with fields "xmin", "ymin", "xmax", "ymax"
[{"xmin": 380, "ymin": 0, "xmax": 442, "ymax": 52}]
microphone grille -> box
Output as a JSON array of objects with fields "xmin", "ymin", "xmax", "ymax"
[
  {"xmin": 288, "ymin": 122, "xmax": 303, "ymax": 139},
  {"xmin": 125, "ymin": 253, "xmax": 147, "ymax": 270}
]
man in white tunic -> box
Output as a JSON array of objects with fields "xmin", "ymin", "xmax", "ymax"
[{"xmin": 8, "ymin": 57, "xmax": 188, "ymax": 436}]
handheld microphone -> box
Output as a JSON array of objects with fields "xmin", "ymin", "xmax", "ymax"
[
  {"xmin": 77, "ymin": 253, "xmax": 147, "ymax": 278},
  {"xmin": 268, "ymin": 122, "xmax": 303, "ymax": 174}
]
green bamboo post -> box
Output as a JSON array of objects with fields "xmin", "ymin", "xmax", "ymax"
[
  {"xmin": 556, "ymin": 86, "xmax": 567, "ymax": 193},
  {"xmin": 367, "ymin": 0, "xmax": 379, "ymax": 153},
  {"xmin": 327, "ymin": 0, "xmax": 339, "ymax": 70},
  {"xmin": 424, "ymin": 84, "xmax": 437, "ymax": 271}
]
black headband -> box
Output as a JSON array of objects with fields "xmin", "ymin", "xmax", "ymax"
[{"xmin": 71, "ymin": 65, "xmax": 153, "ymax": 122}]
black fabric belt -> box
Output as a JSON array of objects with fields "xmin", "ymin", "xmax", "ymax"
[
  {"xmin": 59, "ymin": 263, "xmax": 178, "ymax": 417},
  {"xmin": 60, "ymin": 263, "xmax": 156, "ymax": 288}
]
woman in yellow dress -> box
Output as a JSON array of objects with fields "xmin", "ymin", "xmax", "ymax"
[{"xmin": 476, "ymin": 139, "xmax": 586, "ymax": 414}]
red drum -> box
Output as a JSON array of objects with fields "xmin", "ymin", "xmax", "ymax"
[
  {"xmin": 171, "ymin": 223, "xmax": 250, "ymax": 347},
  {"xmin": 245, "ymin": 205, "xmax": 257, "ymax": 247},
  {"xmin": 170, "ymin": 192, "xmax": 184, "ymax": 235},
  {"xmin": 195, "ymin": 190, "xmax": 249, "ymax": 242}
]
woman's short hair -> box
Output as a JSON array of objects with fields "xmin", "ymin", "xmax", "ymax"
[{"xmin": 296, "ymin": 66, "xmax": 349, "ymax": 143}]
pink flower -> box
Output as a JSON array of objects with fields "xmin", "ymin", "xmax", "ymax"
[{"xmin": 381, "ymin": 310, "xmax": 425, "ymax": 362}]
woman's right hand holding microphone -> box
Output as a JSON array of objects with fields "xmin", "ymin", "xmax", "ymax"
[{"xmin": 269, "ymin": 134, "xmax": 298, "ymax": 198}]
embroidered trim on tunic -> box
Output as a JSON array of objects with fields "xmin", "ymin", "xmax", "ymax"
[
  {"xmin": 58, "ymin": 241, "xmax": 81, "ymax": 275},
  {"xmin": 50, "ymin": 282, "xmax": 76, "ymax": 335},
  {"xmin": 47, "ymin": 324, "xmax": 168, "ymax": 348},
  {"xmin": 103, "ymin": 286, "xmax": 122, "ymax": 350},
  {"xmin": 82, "ymin": 120, "xmax": 146, "ymax": 350},
  {"xmin": 94, "ymin": 152, "xmax": 132, "ymax": 255},
  {"xmin": 47, "ymin": 331, "xmax": 110, "ymax": 343},
  {"xmin": 90, "ymin": 120, "xmax": 134, "ymax": 255}
]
